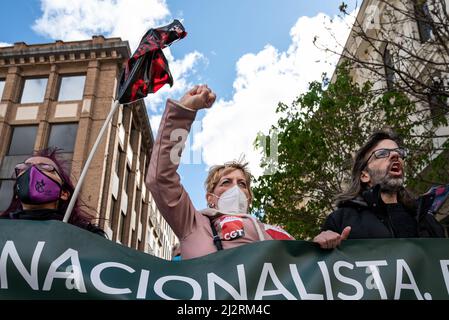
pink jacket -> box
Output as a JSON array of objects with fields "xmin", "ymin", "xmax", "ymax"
[{"xmin": 146, "ymin": 99, "xmax": 294, "ymax": 260}]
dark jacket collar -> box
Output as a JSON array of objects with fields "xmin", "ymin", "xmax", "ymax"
[
  {"xmin": 360, "ymin": 184, "xmax": 388, "ymax": 216},
  {"xmin": 9, "ymin": 209, "xmax": 63, "ymax": 221},
  {"xmin": 338, "ymin": 184, "xmax": 383, "ymax": 209},
  {"xmin": 6, "ymin": 208, "xmax": 107, "ymax": 238},
  {"xmin": 339, "ymin": 185, "xmax": 414, "ymax": 216}
]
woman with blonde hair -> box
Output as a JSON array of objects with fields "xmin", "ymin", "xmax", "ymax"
[{"xmin": 146, "ymin": 85, "xmax": 294, "ymax": 260}]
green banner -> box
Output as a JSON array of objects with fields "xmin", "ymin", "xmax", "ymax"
[{"xmin": 0, "ymin": 220, "xmax": 448, "ymax": 300}]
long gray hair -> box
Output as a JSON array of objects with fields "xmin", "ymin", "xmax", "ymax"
[{"xmin": 335, "ymin": 129, "xmax": 415, "ymax": 209}]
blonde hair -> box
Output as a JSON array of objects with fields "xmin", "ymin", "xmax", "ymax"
[{"xmin": 205, "ymin": 160, "xmax": 253, "ymax": 201}]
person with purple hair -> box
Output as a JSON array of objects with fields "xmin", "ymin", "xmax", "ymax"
[{"xmin": 0, "ymin": 148, "xmax": 105, "ymax": 237}]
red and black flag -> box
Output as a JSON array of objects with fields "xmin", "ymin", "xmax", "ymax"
[
  {"xmin": 426, "ymin": 184, "xmax": 449, "ymax": 214},
  {"xmin": 117, "ymin": 19, "xmax": 187, "ymax": 104}
]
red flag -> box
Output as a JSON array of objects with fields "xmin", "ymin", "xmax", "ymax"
[{"xmin": 117, "ymin": 20, "xmax": 187, "ymax": 104}]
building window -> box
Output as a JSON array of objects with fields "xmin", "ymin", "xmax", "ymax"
[
  {"xmin": 141, "ymin": 148, "xmax": 147, "ymax": 175},
  {"xmin": 135, "ymin": 190, "xmax": 141, "ymax": 215},
  {"xmin": 119, "ymin": 211, "xmax": 127, "ymax": 244},
  {"xmin": 414, "ymin": 0, "xmax": 433, "ymax": 43},
  {"xmin": 20, "ymin": 78, "xmax": 48, "ymax": 103},
  {"xmin": 115, "ymin": 152, "xmax": 120, "ymax": 175},
  {"xmin": 0, "ymin": 125, "xmax": 38, "ymax": 211},
  {"xmin": 8, "ymin": 126, "xmax": 38, "ymax": 155},
  {"xmin": 130, "ymin": 120, "xmax": 139, "ymax": 151},
  {"xmin": 110, "ymin": 196, "xmax": 117, "ymax": 229},
  {"xmin": 140, "ymin": 199, "xmax": 146, "ymax": 224},
  {"xmin": 116, "ymin": 148, "xmax": 124, "ymax": 176},
  {"xmin": 124, "ymin": 164, "xmax": 130, "ymax": 191},
  {"xmin": 46, "ymin": 123, "xmax": 78, "ymax": 173},
  {"xmin": 47, "ymin": 123, "xmax": 78, "ymax": 153},
  {"xmin": 383, "ymin": 47, "xmax": 395, "ymax": 91},
  {"xmin": 57, "ymin": 75, "xmax": 86, "ymax": 101},
  {"xmin": 0, "ymin": 79, "xmax": 5, "ymax": 100},
  {"xmin": 132, "ymin": 229, "xmax": 136, "ymax": 248}
]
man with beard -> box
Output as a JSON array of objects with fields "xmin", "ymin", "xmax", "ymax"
[{"xmin": 313, "ymin": 129, "xmax": 446, "ymax": 249}]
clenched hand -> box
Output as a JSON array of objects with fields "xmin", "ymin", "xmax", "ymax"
[
  {"xmin": 180, "ymin": 84, "xmax": 216, "ymax": 111},
  {"xmin": 313, "ymin": 226, "xmax": 351, "ymax": 249}
]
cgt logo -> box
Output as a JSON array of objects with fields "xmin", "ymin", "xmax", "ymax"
[
  {"xmin": 218, "ymin": 216, "xmax": 245, "ymax": 241},
  {"xmin": 223, "ymin": 229, "xmax": 244, "ymax": 240}
]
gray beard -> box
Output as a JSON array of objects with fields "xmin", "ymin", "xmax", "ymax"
[{"xmin": 367, "ymin": 167, "xmax": 404, "ymax": 194}]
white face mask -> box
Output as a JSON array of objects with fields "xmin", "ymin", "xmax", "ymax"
[{"xmin": 212, "ymin": 185, "xmax": 249, "ymax": 214}]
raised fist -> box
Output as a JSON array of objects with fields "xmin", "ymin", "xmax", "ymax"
[{"xmin": 180, "ymin": 84, "xmax": 216, "ymax": 111}]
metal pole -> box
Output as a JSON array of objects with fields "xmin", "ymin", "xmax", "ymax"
[{"xmin": 63, "ymin": 100, "xmax": 121, "ymax": 223}]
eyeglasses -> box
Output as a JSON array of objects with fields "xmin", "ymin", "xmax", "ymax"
[
  {"xmin": 14, "ymin": 162, "xmax": 60, "ymax": 178},
  {"xmin": 363, "ymin": 147, "xmax": 407, "ymax": 168}
]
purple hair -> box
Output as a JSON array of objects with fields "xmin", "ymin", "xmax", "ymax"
[{"xmin": 0, "ymin": 147, "xmax": 97, "ymax": 229}]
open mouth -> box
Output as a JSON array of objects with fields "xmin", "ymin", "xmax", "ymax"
[{"xmin": 389, "ymin": 162, "xmax": 402, "ymax": 175}]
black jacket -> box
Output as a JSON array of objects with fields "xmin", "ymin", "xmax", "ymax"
[
  {"xmin": 1, "ymin": 209, "xmax": 107, "ymax": 238},
  {"xmin": 322, "ymin": 185, "xmax": 446, "ymax": 238}
]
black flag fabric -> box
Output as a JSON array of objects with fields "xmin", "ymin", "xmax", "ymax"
[{"xmin": 117, "ymin": 19, "xmax": 187, "ymax": 104}]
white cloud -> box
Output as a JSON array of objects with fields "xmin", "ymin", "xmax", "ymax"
[
  {"xmin": 0, "ymin": 42, "xmax": 12, "ymax": 47},
  {"xmin": 193, "ymin": 12, "xmax": 356, "ymax": 177},
  {"xmin": 33, "ymin": 0, "xmax": 169, "ymax": 50}
]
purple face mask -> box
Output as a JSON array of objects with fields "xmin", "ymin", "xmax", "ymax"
[{"xmin": 16, "ymin": 166, "xmax": 62, "ymax": 205}]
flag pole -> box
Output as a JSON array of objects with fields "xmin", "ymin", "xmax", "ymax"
[{"xmin": 63, "ymin": 100, "xmax": 121, "ymax": 223}]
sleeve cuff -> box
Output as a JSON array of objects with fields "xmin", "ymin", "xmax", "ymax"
[{"xmin": 168, "ymin": 99, "xmax": 197, "ymax": 112}]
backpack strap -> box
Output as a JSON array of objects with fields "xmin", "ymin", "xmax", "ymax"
[{"xmin": 210, "ymin": 220, "xmax": 223, "ymax": 251}]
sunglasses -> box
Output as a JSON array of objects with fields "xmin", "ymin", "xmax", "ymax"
[
  {"xmin": 14, "ymin": 162, "xmax": 61, "ymax": 179},
  {"xmin": 363, "ymin": 147, "xmax": 407, "ymax": 169}
]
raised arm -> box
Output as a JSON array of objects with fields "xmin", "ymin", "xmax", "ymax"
[{"xmin": 145, "ymin": 85, "xmax": 216, "ymax": 239}]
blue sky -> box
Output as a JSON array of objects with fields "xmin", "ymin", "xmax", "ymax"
[
  {"xmin": 0, "ymin": 0, "xmax": 357, "ymax": 209},
  {"xmin": 168, "ymin": 0, "xmax": 344, "ymax": 99}
]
